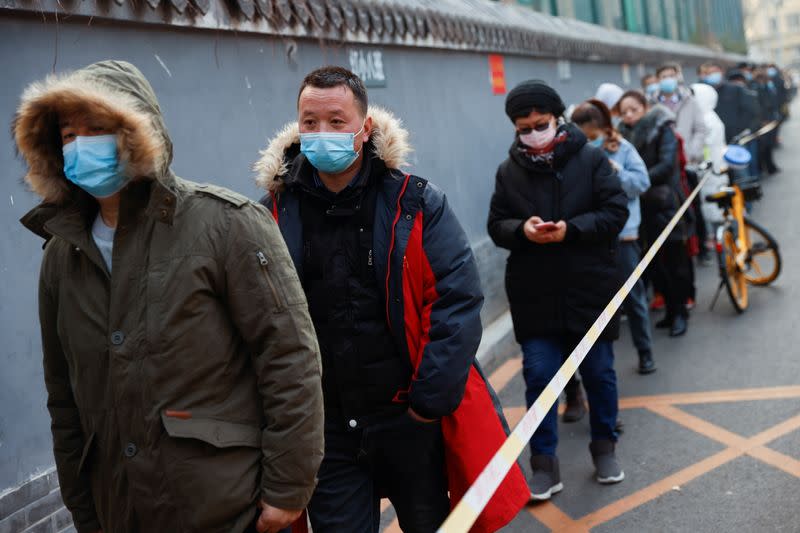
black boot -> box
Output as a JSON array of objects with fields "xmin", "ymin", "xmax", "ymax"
[
  {"xmin": 655, "ymin": 316, "xmax": 673, "ymax": 329},
  {"xmin": 638, "ymin": 351, "xmax": 656, "ymax": 374},
  {"xmin": 529, "ymin": 455, "xmax": 563, "ymax": 501},
  {"xmin": 669, "ymin": 315, "xmax": 688, "ymax": 337},
  {"xmin": 562, "ymin": 383, "xmax": 586, "ymax": 423}
]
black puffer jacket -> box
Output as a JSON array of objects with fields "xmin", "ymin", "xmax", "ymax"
[
  {"xmin": 755, "ymin": 82, "xmax": 780, "ymax": 122},
  {"xmin": 618, "ymin": 105, "xmax": 687, "ymax": 244},
  {"xmin": 715, "ymin": 82, "xmax": 761, "ymax": 142},
  {"xmin": 487, "ymin": 123, "xmax": 628, "ymax": 343}
]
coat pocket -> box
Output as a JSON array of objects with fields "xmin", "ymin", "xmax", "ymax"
[
  {"xmin": 255, "ymin": 250, "xmax": 307, "ymax": 311},
  {"xmin": 160, "ymin": 413, "xmax": 261, "ymax": 531},
  {"xmin": 160, "ymin": 412, "xmax": 261, "ymax": 449},
  {"xmin": 256, "ymin": 251, "xmax": 285, "ymax": 311}
]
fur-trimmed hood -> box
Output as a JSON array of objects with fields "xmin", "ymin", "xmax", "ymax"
[
  {"xmin": 254, "ymin": 106, "xmax": 412, "ymax": 193},
  {"xmin": 13, "ymin": 60, "xmax": 172, "ymax": 205},
  {"xmin": 618, "ymin": 103, "xmax": 676, "ymax": 150}
]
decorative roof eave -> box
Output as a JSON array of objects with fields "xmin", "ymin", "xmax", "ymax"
[{"xmin": 1, "ymin": 0, "xmax": 747, "ymax": 65}]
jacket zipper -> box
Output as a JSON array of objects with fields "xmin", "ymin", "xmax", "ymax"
[
  {"xmin": 384, "ymin": 174, "xmax": 412, "ymax": 332},
  {"xmin": 256, "ymin": 251, "xmax": 283, "ymax": 310}
]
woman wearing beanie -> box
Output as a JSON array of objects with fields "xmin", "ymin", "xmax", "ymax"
[
  {"xmin": 617, "ymin": 90, "xmax": 692, "ymax": 337},
  {"xmin": 487, "ymin": 80, "xmax": 629, "ymax": 501}
]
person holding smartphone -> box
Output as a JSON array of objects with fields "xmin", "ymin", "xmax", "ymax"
[{"xmin": 488, "ymin": 80, "xmax": 629, "ymax": 501}]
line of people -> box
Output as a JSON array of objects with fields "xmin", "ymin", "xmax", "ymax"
[
  {"xmin": 489, "ymin": 62, "xmax": 794, "ymax": 502},
  {"xmin": 12, "ymin": 57, "xmax": 794, "ymax": 533},
  {"xmin": 488, "ymin": 78, "xmax": 690, "ymax": 502},
  {"xmin": 15, "ymin": 61, "xmax": 528, "ymax": 533}
]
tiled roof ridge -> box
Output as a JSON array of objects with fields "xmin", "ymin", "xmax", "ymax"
[{"xmin": 5, "ymin": 0, "xmax": 747, "ymax": 63}]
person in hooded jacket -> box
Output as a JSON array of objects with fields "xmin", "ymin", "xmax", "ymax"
[
  {"xmin": 255, "ymin": 66, "xmax": 528, "ymax": 533},
  {"xmin": 618, "ymin": 90, "xmax": 692, "ymax": 338},
  {"xmin": 594, "ymin": 83, "xmax": 625, "ymax": 119},
  {"xmin": 690, "ymin": 82, "xmax": 729, "ymax": 229},
  {"xmin": 487, "ymin": 80, "xmax": 629, "ymax": 501},
  {"xmin": 14, "ymin": 60, "xmax": 324, "ymax": 533}
]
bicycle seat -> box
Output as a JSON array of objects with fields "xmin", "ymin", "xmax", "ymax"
[{"xmin": 740, "ymin": 183, "xmax": 763, "ymax": 201}]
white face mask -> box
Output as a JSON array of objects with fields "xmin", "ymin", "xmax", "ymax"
[{"xmin": 520, "ymin": 123, "xmax": 557, "ymax": 150}]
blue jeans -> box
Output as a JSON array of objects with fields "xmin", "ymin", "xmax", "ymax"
[
  {"xmin": 617, "ymin": 241, "xmax": 653, "ymax": 356},
  {"xmin": 521, "ymin": 338, "xmax": 619, "ymax": 456}
]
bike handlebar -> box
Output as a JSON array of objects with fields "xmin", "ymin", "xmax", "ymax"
[
  {"xmin": 730, "ymin": 129, "xmax": 752, "ymax": 145},
  {"xmin": 732, "ymin": 120, "xmax": 780, "ymax": 146}
]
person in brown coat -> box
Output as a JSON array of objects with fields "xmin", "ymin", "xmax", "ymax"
[{"xmin": 14, "ymin": 60, "xmax": 324, "ymax": 533}]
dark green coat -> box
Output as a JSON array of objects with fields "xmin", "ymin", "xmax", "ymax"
[{"xmin": 15, "ymin": 61, "xmax": 323, "ymax": 533}]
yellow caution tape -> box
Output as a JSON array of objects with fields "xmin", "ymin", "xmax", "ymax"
[{"xmin": 437, "ymin": 169, "xmax": 713, "ymax": 533}]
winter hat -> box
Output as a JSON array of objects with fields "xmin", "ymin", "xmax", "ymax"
[
  {"xmin": 727, "ymin": 69, "xmax": 746, "ymax": 82},
  {"xmin": 594, "ymin": 83, "xmax": 625, "ymax": 112},
  {"xmin": 505, "ymin": 79, "xmax": 566, "ymax": 121}
]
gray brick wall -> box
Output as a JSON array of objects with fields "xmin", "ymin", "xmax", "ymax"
[
  {"xmin": 0, "ymin": 470, "xmax": 73, "ymax": 533},
  {"xmin": 473, "ymin": 237, "xmax": 510, "ymax": 329}
]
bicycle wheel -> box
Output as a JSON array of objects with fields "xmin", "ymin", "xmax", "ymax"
[
  {"xmin": 743, "ymin": 217, "xmax": 781, "ymax": 286},
  {"xmin": 717, "ymin": 228, "xmax": 748, "ymax": 313}
]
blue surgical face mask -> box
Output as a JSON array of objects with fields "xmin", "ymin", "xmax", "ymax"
[
  {"xmin": 300, "ymin": 125, "xmax": 364, "ymax": 174},
  {"xmin": 767, "ymin": 67, "xmax": 778, "ymax": 78},
  {"xmin": 659, "ymin": 77, "xmax": 678, "ymax": 94},
  {"xmin": 744, "ymin": 71, "xmax": 753, "ymax": 81},
  {"xmin": 704, "ymin": 72, "xmax": 723, "ymax": 85},
  {"xmin": 62, "ymin": 135, "xmax": 127, "ymax": 198},
  {"xmin": 589, "ymin": 135, "xmax": 605, "ymax": 148},
  {"xmin": 646, "ymin": 82, "xmax": 660, "ymax": 96}
]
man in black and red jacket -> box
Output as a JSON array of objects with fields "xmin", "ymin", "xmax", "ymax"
[{"xmin": 254, "ymin": 66, "xmax": 529, "ymax": 533}]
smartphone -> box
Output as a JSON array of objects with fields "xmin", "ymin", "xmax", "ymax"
[{"xmin": 534, "ymin": 221, "xmax": 558, "ymax": 232}]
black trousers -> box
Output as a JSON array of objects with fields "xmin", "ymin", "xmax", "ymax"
[
  {"xmin": 652, "ymin": 240, "xmax": 692, "ymax": 320},
  {"xmin": 758, "ymin": 128, "xmax": 779, "ymax": 173},
  {"xmin": 308, "ymin": 411, "xmax": 450, "ymax": 533}
]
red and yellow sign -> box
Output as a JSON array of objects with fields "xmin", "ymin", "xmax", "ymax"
[{"xmin": 488, "ymin": 54, "xmax": 506, "ymax": 95}]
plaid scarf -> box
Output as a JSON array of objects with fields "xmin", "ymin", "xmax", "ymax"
[{"xmin": 518, "ymin": 130, "xmax": 569, "ymax": 166}]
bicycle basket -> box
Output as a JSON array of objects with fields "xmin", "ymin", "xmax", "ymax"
[{"xmin": 723, "ymin": 145, "xmax": 751, "ymax": 169}]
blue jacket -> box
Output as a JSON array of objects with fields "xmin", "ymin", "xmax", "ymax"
[
  {"xmin": 608, "ymin": 138, "xmax": 650, "ymax": 240},
  {"xmin": 253, "ymin": 107, "xmax": 530, "ymax": 531}
]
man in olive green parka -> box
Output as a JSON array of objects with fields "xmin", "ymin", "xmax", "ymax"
[{"xmin": 14, "ymin": 60, "xmax": 323, "ymax": 533}]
